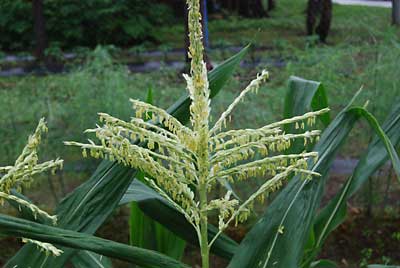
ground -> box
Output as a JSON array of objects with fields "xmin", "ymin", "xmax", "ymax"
[{"xmin": 0, "ymin": 0, "xmax": 400, "ymax": 267}]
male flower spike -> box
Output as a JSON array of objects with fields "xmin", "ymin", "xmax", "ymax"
[{"xmin": 66, "ymin": 0, "xmax": 329, "ymax": 267}]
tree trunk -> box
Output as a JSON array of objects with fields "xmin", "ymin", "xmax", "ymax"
[
  {"xmin": 306, "ymin": 0, "xmax": 332, "ymax": 42},
  {"xmin": 393, "ymin": 0, "xmax": 400, "ymax": 25},
  {"xmin": 316, "ymin": 0, "xmax": 332, "ymax": 42},
  {"xmin": 253, "ymin": 0, "xmax": 268, "ymax": 17},
  {"xmin": 239, "ymin": 0, "xmax": 267, "ymax": 18},
  {"xmin": 268, "ymin": 0, "xmax": 276, "ymax": 11},
  {"xmin": 32, "ymin": 0, "xmax": 47, "ymax": 61}
]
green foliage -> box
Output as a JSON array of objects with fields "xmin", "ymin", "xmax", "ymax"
[
  {"xmin": 121, "ymin": 179, "xmax": 238, "ymax": 260},
  {"xmin": 0, "ymin": 0, "xmax": 174, "ymax": 51},
  {"xmin": 4, "ymin": 45, "xmax": 248, "ymax": 268},
  {"xmin": 0, "ymin": 214, "xmax": 189, "ymax": 268},
  {"xmin": 1, "ymin": 44, "xmax": 399, "ymax": 267},
  {"xmin": 0, "ymin": 46, "xmax": 148, "ymax": 165}
]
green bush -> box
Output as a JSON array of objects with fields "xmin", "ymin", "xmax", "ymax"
[{"xmin": 0, "ymin": 0, "xmax": 174, "ymax": 51}]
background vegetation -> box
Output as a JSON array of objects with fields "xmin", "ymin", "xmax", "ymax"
[{"xmin": 0, "ymin": 0, "xmax": 399, "ymax": 267}]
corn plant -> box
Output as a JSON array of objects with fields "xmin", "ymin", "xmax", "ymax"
[
  {"xmin": 64, "ymin": 1, "xmax": 326, "ymax": 267},
  {"xmin": 1, "ymin": 0, "xmax": 400, "ymax": 267}
]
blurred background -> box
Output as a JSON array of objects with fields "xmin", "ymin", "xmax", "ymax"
[{"xmin": 0, "ymin": 0, "xmax": 399, "ymax": 267}]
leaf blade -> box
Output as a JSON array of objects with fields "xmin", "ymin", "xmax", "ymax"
[{"xmin": 0, "ymin": 214, "xmax": 189, "ymax": 268}]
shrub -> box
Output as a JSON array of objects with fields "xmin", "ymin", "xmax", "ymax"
[{"xmin": 0, "ymin": 0, "xmax": 174, "ymax": 51}]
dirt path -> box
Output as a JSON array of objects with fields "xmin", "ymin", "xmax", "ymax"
[{"xmin": 333, "ymin": 0, "xmax": 391, "ymax": 8}]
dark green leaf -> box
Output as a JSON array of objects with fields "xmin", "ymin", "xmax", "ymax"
[
  {"xmin": 121, "ymin": 180, "xmax": 238, "ymax": 259},
  {"xmin": 284, "ymin": 76, "xmax": 330, "ymax": 153},
  {"xmin": 0, "ymin": 214, "xmax": 189, "ymax": 268},
  {"xmin": 6, "ymin": 190, "xmax": 114, "ymax": 268},
  {"xmin": 6, "ymin": 160, "xmax": 136, "ymax": 267},
  {"xmin": 228, "ymin": 84, "xmax": 400, "ymax": 268},
  {"xmin": 307, "ymin": 103, "xmax": 400, "ymax": 265}
]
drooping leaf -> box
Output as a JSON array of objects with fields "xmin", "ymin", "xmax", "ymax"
[
  {"xmin": 304, "ymin": 102, "xmax": 400, "ymax": 266},
  {"xmin": 284, "ymin": 76, "xmax": 330, "ymax": 153},
  {"xmin": 121, "ymin": 180, "xmax": 239, "ymax": 259},
  {"xmin": 6, "ymin": 46, "xmax": 249, "ymax": 267},
  {"xmin": 6, "ymin": 160, "xmax": 136, "ymax": 267},
  {"xmin": 227, "ymin": 82, "xmax": 400, "ymax": 268},
  {"xmin": 6, "ymin": 190, "xmax": 114, "ymax": 268},
  {"xmin": 284, "ymin": 76, "xmax": 330, "ymax": 127},
  {"xmin": 0, "ymin": 214, "xmax": 189, "ymax": 268}
]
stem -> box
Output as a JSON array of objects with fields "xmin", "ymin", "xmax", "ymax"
[
  {"xmin": 186, "ymin": 0, "xmax": 211, "ymax": 266},
  {"xmin": 199, "ymin": 182, "xmax": 209, "ymax": 268}
]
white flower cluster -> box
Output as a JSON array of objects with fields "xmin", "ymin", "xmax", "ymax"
[
  {"xmin": 22, "ymin": 238, "xmax": 63, "ymax": 256},
  {"xmin": 0, "ymin": 118, "xmax": 63, "ymax": 255}
]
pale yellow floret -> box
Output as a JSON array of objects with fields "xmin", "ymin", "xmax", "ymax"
[
  {"xmin": 0, "ymin": 119, "xmax": 63, "ymax": 256},
  {"xmin": 22, "ymin": 238, "xmax": 63, "ymax": 256},
  {"xmin": 0, "ymin": 192, "xmax": 57, "ymax": 225},
  {"xmin": 211, "ymin": 70, "xmax": 269, "ymax": 134},
  {"xmin": 130, "ymin": 99, "xmax": 193, "ymax": 138}
]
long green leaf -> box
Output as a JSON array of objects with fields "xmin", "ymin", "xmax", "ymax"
[
  {"xmin": 228, "ymin": 85, "xmax": 400, "ymax": 268},
  {"xmin": 6, "ymin": 190, "xmax": 114, "ymax": 268},
  {"xmin": 284, "ymin": 76, "xmax": 330, "ymax": 126},
  {"xmin": 121, "ymin": 179, "xmax": 239, "ymax": 259},
  {"xmin": 228, "ymin": 108, "xmax": 358, "ymax": 268},
  {"xmin": 6, "ymin": 46, "xmax": 249, "ymax": 267},
  {"xmin": 304, "ymin": 103, "xmax": 400, "ymax": 266},
  {"xmin": 6, "ymin": 160, "xmax": 135, "ymax": 267},
  {"xmin": 0, "ymin": 214, "xmax": 189, "ymax": 268},
  {"xmin": 284, "ymin": 76, "xmax": 330, "ymax": 153}
]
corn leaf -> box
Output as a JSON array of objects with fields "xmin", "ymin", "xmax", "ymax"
[
  {"xmin": 227, "ymin": 80, "xmax": 400, "ymax": 268},
  {"xmin": 303, "ymin": 102, "xmax": 400, "ymax": 266},
  {"xmin": 6, "ymin": 190, "xmax": 114, "ymax": 268},
  {"xmin": 5, "ymin": 46, "xmax": 248, "ymax": 267},
  {"xmin": 284, "ymin": 76, "xmax": 330, "ymax": 126},
  {"xmin": 0, "ymin": 214, "xmax": 189, "ymax": 268},
  {"xmin": 120, "ymin": 179, "xmax": 239, "ymax": 259},
  {"xmin": 284, "ymin": 76, "xmax": 330, "ymax": 153},
  {"xmin": 5, "ymin": 160, "xmax": 135, "ymax": 267}
]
